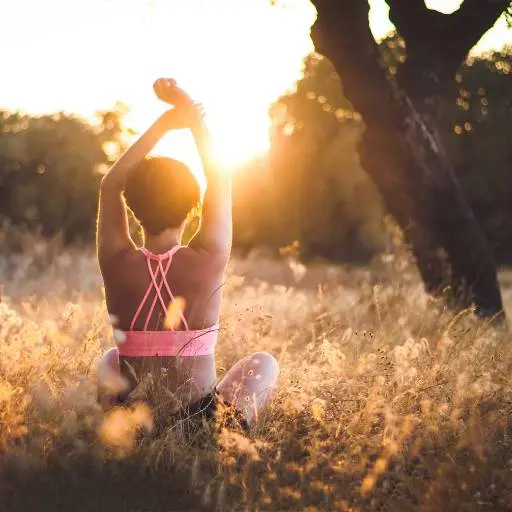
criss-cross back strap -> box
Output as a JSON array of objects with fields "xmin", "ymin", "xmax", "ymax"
[{"xmin": 129, "ymin": 246, "xmax": 189, "ymax": 331}]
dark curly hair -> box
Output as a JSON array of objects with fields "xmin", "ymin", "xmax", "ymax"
[{"xmin": 124, "ymin": 156, "xmax": 200, "ymax": 235}]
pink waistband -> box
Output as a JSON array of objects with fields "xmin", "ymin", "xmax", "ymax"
[{"xmin": 117, "ymin": 324, "xmax": 219, "ymax": 357}]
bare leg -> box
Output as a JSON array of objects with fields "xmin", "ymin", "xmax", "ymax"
[
  {"xmin": 97, "ymin": 347, "xmax": 127, "ymax": 410},
  {"xmin": 216, "ymin": 351, "xmax": 279, "ymax": 426}
]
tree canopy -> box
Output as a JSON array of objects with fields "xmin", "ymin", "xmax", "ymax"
[{"xmin": 0, "ymin": 108, "xmax": 125, "ymax": 241}]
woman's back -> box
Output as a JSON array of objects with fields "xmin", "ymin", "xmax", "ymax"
[
  {"xmin": 101, "ymin": 245, "xmax": 223, "ymax": 333},
  {"xmin": 100, "ymin": 244, "xmax": 224, "ymax": 407},
  {"xmin": 96, "ymin": 80, "xmax": 278, "ymax": 426}
]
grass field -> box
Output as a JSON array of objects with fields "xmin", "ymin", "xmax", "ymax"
[{"xmin": 1, "ymin": 236, "xmax": 511, "ymax": 511}]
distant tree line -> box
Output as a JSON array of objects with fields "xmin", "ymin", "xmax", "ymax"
[
  {"xmin": 0, "ymin": 41, "xmax": 510, "ymax": 264},
  {"xmin": 0, "ymin": 107, "xmax": 125, "ymax": 242}
]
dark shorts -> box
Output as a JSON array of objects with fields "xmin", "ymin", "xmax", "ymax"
[
  {"xmin": 112, "ymin": 388, "xmax": 248, "ymax": 435},
  {"xmin": 170, "ymin": 390, "xmax": 249, "ymax": 432}
]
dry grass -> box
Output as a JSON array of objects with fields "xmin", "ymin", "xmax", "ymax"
[{"xmin": 1, "ymin": 235, "xmax": 512, "ymax": 512}]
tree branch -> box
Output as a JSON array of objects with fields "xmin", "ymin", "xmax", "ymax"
[
  {"xmin": 387, "ymin": 0, "xmax": 510, "ymax": 59},
  {"xmin": 311, "ymin": 0, "xmax": 392, "ymax": 124},
  {"xmin": 386, "ymin": 0, "xmax": 444, "ymax": 45},
  {"xmin": 448, "ymin": 0, "xmax": 511, "ymax": 60},
  {"xmin": 387, "ymin": 0, "xmax": 511, "ymax": 110}
]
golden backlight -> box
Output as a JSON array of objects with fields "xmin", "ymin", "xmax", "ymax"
[
  {"xmin": 119, "ymin": 0, "xmax": 319, "ymax": 181},
  {"xmin": 1, "ymin": 0, "xmax": 510, "ymax": 185}
]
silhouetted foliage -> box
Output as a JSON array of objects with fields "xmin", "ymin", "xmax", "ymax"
[
  {"xmin": 262, "ymin": 41, "xmax": 512, "ymax": 263},
  {"xmin": 0, "ymin": 107, "xmax": 125, "ymax": 242},
  {"xmin": 443, "ymin": 49, "xmax": 512, "ymax": 261},
  {"xmin": 267, "ymin": 55, "xmax": 384, "ymax": 262}
]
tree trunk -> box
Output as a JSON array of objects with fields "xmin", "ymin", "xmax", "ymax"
[{"xmin": 310, "ymin": 0, "xmax": 505, "ymax": 320}]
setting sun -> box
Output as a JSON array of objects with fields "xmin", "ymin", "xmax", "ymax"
[{"xmin": 125, "ymin": 0, "xmax": 317, "ymax": 176}]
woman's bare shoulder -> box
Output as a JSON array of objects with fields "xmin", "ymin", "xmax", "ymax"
[
  {"xmin": 177, "ymin": 245, "xmax": 229, "ymax": 280},
  {"xmin": 99, "ymin": 246, "xmax": 142, "ymax": 282}
]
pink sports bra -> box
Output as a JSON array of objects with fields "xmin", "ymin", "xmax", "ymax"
[{"xmin": 115, "ymin": 245, "xmax": 219, "ymax": 357}]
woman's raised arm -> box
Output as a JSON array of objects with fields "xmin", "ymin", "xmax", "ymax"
[
  {"xmin": 153, "ymin": 79, "xmax": 232, "ymax": 267},
  {"xmin": 187, "ymin": 116, "xmax": 232, "ymax": 267},
  {"xmin": 97, "ymin": 110, "xmax": 185, "ymax": 264}
]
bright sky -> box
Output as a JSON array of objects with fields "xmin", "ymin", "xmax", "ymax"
[{"xmin": 1, "ymin": 0, "xmax": 510, "ymax": 174}]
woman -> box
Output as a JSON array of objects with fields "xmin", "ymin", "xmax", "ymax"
[{"xmin": 96, "ymin": 79, "xmax": 278, "ymax": 429}]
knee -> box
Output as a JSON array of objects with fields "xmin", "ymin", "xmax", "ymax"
[
  {"xmin": 97, "ymin": 348, "xmax": 127, "ymax": 409},
  {"xmin": 97, "ymin": 348, "xmax": 120, "ymax": 378},
  {"xmin": 248, "ymin": 351, "xmax": 279, "ymax": 378},
  {"xmin": 249, "ymin": 351, "xmax": 279, "ymax": 367},
  {"xmin": 105, "ymin": 347, "xmax": 120, "ymax": 366}
]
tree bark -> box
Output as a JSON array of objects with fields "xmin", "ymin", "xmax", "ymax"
[{"xmin": 310, "ymin": 0, "xmax": 505, "ymax": 320}]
